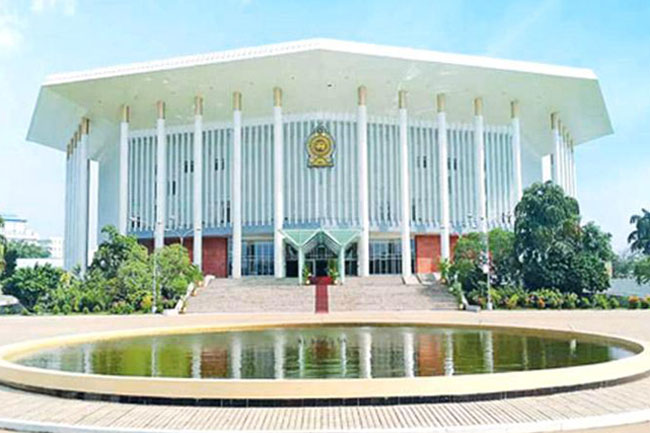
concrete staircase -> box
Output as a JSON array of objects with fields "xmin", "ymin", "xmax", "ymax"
[{"xmin": 184, "ymin": 275, "xmax": 458, "ymax": 314}]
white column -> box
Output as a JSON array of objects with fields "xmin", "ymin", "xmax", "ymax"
[
  {"xmin": 231, "ymin": 92, "xmax": 243, "ymax": 279},
  {"xmin": 77, "ymin": 119, "xmax": 90, "ymax": 269},
  {"xmin": 474, "ymin": 98, "xmax": 488, "ymax": 235},
  {"xmin": 482, "ymin": 330, "xmax": 494, "ymax": 373},
  {"xmin": 511, "ymin": 101, "xmax": 523, "ymax": 201},
  {"xmin": 357, "ymin": 86, "xmax": 370, "ymax": 277},
  {"xmin": 398, "ymin": 90, "xmax": 412, "ymax": 278},
  {"xmin": 154, "ymin": 101, "xmax": 167, "ymax": 250},
  {"xmin": 69, "ymin": 134, "xmax": 78, "ymax": 269},
  {"xmin": 403, "ymin": 330, "xmax": 415, "ymax": 378},
  {"xmin": 444, "ymin": 330, "xmax": 454, "ymax": 376},
  {"xmin": 571, "ymin": 140, "xmax": 578, "ymax": 197},
  {"xmin": 563, "ymin": 128, "xmax": 570, "ymax": 194},
  {"xmin": 338, "ymin": 245, "xmax": 345, "ymax": 284},
  {"xmin": 193, "ymin": 96, "xmax": 203, "ymax": 270},
  {"xmin": 360, "ymin": 330, "xmax": 372, "ymax": 379},
  {"xmin": 230, "ymin": 335, "xmax": 242, "ymax": 379},
  {"xmin": 274, "ymin": 332, "xmax": 285, "ymax": 379},
  {"xmin": 63, "ymin": 140, "xmax": 71, "ymax": 270},
  {"xmin": 551, "ymin": 113, "xmax": 562, "ymax": 185},
  {"xmin": 438, "ymin": 94, "xmax": 451, "ymax": 260},
  {"xmin": 191, "ymin": 341, "xmax": 201, "ymax": 379},
  {"xmin": 273, "ymin": 88, "xmax": 285, "ymax": 278},
  {"xmin": 87, "ymin": 160, "xmax": 99, "ymax": 264},
  {"xmin": 118, "ymin": 105, "xmax": 130, "ymax": 235}
]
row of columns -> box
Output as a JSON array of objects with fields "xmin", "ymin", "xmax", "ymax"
[
  {"xmin": 115, "ymin": 89, "xmax": 526, "ymax": 279},
  {"xmin": 64, "ymin": 118, "xmax": 90, "ymax": 271},
  {"xmin": 550, "ymin": 112, "xmax": 577, "ymax": 196}
]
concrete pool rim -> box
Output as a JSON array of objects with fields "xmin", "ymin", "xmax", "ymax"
[{"xmin": 0, "ymin": 317, "xmax": 648, "ymax": 407}]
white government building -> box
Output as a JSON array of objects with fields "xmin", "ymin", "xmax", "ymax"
[{"xmin": 26, "ymin": 39, "xmax": 611, "ymax": 280}]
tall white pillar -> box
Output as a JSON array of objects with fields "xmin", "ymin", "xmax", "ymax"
[
  {"xmin": 571, "ymin": 140, "xmax": 578, "ymax": 197},
  {"xmin": 193, "ymin": 96, "xmax": 203, "ymax": 270},
  {"xmin": 357, "ymin": 85, "xmax": 370, "ymax": 277},
  {"xmin": 444, "ymin": 330, "xmax": 454, "ymax": 376},
  {"xmin": 511, "ymin": 101, "xmax": 523, "ymax": 201},
  {"xmin": 563, "ymin": 128, "xmax": 570, "ymax": 194},
  {"xmin": 474, "ymin": 98, "xmax": 488, "ymax": 235},
  {"xmin": 437, "ymin": 94, "xmax": 451, "ymax": 260},
  {"xmin": 398, "ymin": 90, "xmax": 412, "ymax": 278},
  {"xmin": 77, "ymin": 119, "xmax": 90, "ymax": 270},
  {"xmin": 118, "ymin": 105, "xmax": 130, "ymax": 235},
  {"xmin": 230, "ymin": 335, "xmax": 242, "ymax": 379},
  {"xmin": 64, "ymin": 140, "xmax": 72, "ymax": 270},
  {"xmin": 551, "ymin": 113, "xmax": 562, "ymax": 186},
  {"xmin": 154, "ymin": 101, "xmax": 167, "ymax": 250},
  {"xmin": 69, "ymin": 133, "xmax": 78, "ymax": 269},
  {"xmin": 274, "ymin": 332, "xmax": 285, "ymax": 379},
  {"xmin": 360, "ymin": 330, "xmax": 372, "ymax": 379},
  {"xmin": 403, "ymin": 330, "xmax": 415, "ymax": 378},
  {"xmin": 231, "ymin": 92, "xmax": 243, "ymax": 279},
  {"xmin": 273, "ymin": 88, "xmax": 285, "ymax": 278}
]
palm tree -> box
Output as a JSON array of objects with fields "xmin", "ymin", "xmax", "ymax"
[{"xmin": 628, "ymin": 209, "xmax": 650, "ymax": 255}]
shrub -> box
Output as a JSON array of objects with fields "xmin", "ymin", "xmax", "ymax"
[
  {"xmin": 628, "ymin": 296, "xmax": 640, "ymax": 309},
  {"xmin": 592, "ymin": 293, "xmax": 611, "ymax": 310},
  {"xmin": 563, "ymin": 293, "xmax": 578, "ymax": 309}
]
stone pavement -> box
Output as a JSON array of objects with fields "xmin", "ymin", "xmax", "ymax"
[{"xmin": 1, "ymin": 311, "xmax": 650, "ymax": 432}]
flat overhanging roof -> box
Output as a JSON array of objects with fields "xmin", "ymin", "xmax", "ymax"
[{"xmin": 27, "ymin": 38, "xmax": 612, "ymax": 158}]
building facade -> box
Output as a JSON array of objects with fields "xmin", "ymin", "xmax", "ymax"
[{"xmin": 26, "ymin": 39, "xmax": 612, "ymax": 281}]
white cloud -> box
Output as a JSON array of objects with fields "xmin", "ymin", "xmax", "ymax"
[
  {"xmin": 0, "ymin": 9, "xmax": 22, "ymax": 51},
  {"xmin": 31, "ymin": 0, "xmax": 75, "ymax": 16}
]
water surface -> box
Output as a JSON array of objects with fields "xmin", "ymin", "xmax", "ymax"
[{"xmin": 16, "ymin": 325, "xmax": 634, "ymax": 379}]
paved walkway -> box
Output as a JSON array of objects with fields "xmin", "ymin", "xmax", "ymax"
[{"xmin": 1, "ymin": 311, "xmax": 650, "ymax": 432}]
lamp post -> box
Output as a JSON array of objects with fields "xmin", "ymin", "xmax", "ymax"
[{"xmin": 130, "ymin": 216, "xmax": 157, "ymax": 314}]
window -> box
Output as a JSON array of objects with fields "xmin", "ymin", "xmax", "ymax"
[
  {"xmin": 241, "ymin": 241, "xmax": 274, "ymax": 276},
  {"xmin": 184, "ymin": 160, "xmax": 194, "ymax": 173},
  {"xmin": 369, "ymin": 239, "xmax": 415, "ymax": 275}
]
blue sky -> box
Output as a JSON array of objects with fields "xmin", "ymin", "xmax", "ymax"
[{"xmin": 0, "ymin": 0, "xmax": 648, "ymax": 251}]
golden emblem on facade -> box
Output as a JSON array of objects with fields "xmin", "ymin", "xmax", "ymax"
[{"xmin": 306, "ymin": 125, "xmax": 335, "ymax": 168}]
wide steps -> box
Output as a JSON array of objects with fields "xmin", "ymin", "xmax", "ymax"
[{"xmin": 185, "ymin": 276, "xmax": 458, "ymax": 314}]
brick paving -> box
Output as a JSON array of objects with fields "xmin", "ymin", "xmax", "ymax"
[{"xmin": 1, "ymin": 311, "xmax": 650, "ymax": 432}]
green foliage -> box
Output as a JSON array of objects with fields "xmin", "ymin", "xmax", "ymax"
[
  {"xmin": 6, "ymin": 240, "xmax": 50, "ymax": 259},
  {"xmin": 326, "ymin": 259, "xmax": 339, "ymax": 283},
  {"xmin": 612, "ymin": 249, "xmax": 639, "ymax": 278},
  {"xmin": 438, "ymin": 258, "xmax": 451, "ymax": 284},
  {"xmin": 448, "ymin": 232, "xmax": 486, "ymax": 293},
  {"xmin": 154, "ymin": 243, "xmax": 202, "ymax": 305},
  {"xmin": 302, "ymin": 265, "xmax": 312, "ymax": 285},
  {"xmin": 633, "ymin": 256, "xmax": 650, "ymax": 285},
  {"xmin": 628, "ymin": 209, "xmax": 650, "ymax": 255},
  {"xmin": 1, "ymin": 225, "xmax": 201, "ymax": 315},
  {"xmin": 488, "ymin": 228, "xmax": 518, "ymax": 286},
  {"xmin": 514, "ymin": 182, "xmax": 612, "ymax": 295},
  {"xmin": 2, "ymin": 264, "xmax": 64, "ymax": 310}
]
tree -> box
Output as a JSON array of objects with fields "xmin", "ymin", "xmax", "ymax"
[
  {"xmin": 90, "ymin": 225, "xmax": 146, "ymax": 280},
  {"xmin": 2, "ymin": 264, "xmax": 64, "ymax": 311},
  {"xmin": 633, "ymin": 257, "xmax": 650, "ymax": 285},
  {"xmin": 488, "ymin": 228, "xmax": 518, "ymax": 286},
  {"xmin": 514, "ymin": 182, "xmax": 612, "ymax": 295},
  {"xmin": 628, "ymin": 209, "xmax": 650, "ymax": 255},
  {"xmin": 612, "ymin": 249, "xmax": 640, "ymax": 278},
  {"xmin": 6, "ymin": 240, "xmax": 50, "ymax": 259},
  {"xmin": 154, "ymin": 243, "xmax": 202, "ymax": 309}
]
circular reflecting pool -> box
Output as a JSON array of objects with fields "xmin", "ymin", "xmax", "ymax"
[{"xmin": 16, "ymin": 325, "xmax": 635, "ymax": 379}]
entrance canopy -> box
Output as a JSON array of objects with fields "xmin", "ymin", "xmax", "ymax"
[
  {"xmin": 280, "ymin": 228, "xmax": 360, "ymax": 283},
  {"xmin": 281, "ymin": 228, "xmax": 360, "ymax": 251}
]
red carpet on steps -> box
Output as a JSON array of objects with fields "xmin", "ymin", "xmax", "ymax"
[{"xmin": 314, "ymin": 277, "xmax": 330, "ymax": 313}]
